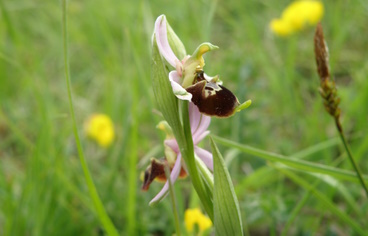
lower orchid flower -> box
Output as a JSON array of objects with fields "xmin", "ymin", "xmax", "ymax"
[
  {"xmin": 154, "ymin": 15, "xmax": 251, "ymax": 117},
  {"xmin": 142, "ymin": 103, "xmax": 212, "ymax": 205}
]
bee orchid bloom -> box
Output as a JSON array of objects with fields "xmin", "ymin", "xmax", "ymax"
[
  {"xmin": 142, "ymin": 103, "xmax": 213, "ymax": 205},
  {"xmin": 154, "ymin": 15, "xmax": 251, "ymax": 117}
]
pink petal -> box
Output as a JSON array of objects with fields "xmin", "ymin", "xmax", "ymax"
[
  {"xmin": 155, "ymin": 15, "xmax": 179, "ymax": 68},
  {"xmin": 149, "ymin": 154, "xmax": 182, "ymax": 205},
  {"xmin": 164, "ymin": 139, "xmax": 179, "ymax": 153},
  {"xmin": 169, "ymin": 70, "xmax": 181, "ymax": 83},
  {"xmin": 194, "ymin": 146, "xmax": 213, "ymax": 171},
  {"xmin": 193, "ymin": 130, "xmax": 210, "ymax": 145},
  {"xmin": 169, "ymin": 71, "xmax": 192, "ymax": 101},
  {"xmin": 192, "ymin": 115, "xmax": 211, "ymax": 142},
  {"xmin": 189, "ymin": 102, "xmax": 202, "ymax": 134}
]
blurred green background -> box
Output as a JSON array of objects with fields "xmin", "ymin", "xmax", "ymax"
[{"xmin": 1, "ymin": 0, "xmax": 368, "ymax": 235}]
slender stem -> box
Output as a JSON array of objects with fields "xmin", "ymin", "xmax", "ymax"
[
  {"xmin": 61, "ymin": 1, "xmax": 118, "ymax": 235},
  {"xmin": 181, "ymin": 101, "xmax": 214, "ymax": 220},
  {"xmin": 0, "ymin": 0, "xmax": 16, "ymax": 42},
  {"xmin": 165, "ymin": 165, "xmax": 181, "ymax": 236},
  {"xmin": 336, "ymin": 120, "xmax": 368, "ymax": 197},
  {"xmin": 195, "ymin": 157, "xmax": 214, "ymax": 190},
  {"xmin": 127, "ymin": 110, "xmax": 138, "ymax": 235}
]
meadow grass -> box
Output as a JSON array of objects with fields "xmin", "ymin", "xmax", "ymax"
[{"xmin": 1, "ymin": 0, "xmax": 368, "ymax": 235}]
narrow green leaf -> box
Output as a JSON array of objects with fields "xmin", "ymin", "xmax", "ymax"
[
  {"xmin": 210, "ymin": 137, "xmax": 244, "ymax": 236},
  {"xmin": 212, "ymin": 135, "xmax": 368, "ymax": 183},
  {"xmin": 275, "ymin": 163, "xmax": 363, "ymax": 217},
  {"xmin": 274, "ymin": 166, "xmax": 367, "ymax": 235}
]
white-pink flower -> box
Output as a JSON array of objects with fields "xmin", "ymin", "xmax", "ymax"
[
  {"xmin": 154, "ymin": 15, "xmax": 251, "ymax": 118},
  {"xmin": 154, "ymin": 15, "xmax": 219, "ymax": 101},
  {"xmin": 142, "ymin": 103, "xmax": 212, "ymax": 205}
]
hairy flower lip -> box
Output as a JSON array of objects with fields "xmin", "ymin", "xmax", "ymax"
[
  {"xmin": 148, "ymin": 153, "xmax": 183, "ymax": 204},
  {"xmin": 186, "ymin": 81, "xmax": 240, "ymax": 118},
  {"xmin": 185, "ymin": 69, "xmax": 243, "ymax": 118},
  {"xmin": 142, "ymin": 158, "xmax": 187, "ymax": 191}
]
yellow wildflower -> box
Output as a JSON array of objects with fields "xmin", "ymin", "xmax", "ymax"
[
  {"xmin": 184, "ymin": 208, "xmax": 212, "ymax": 234},
  {"xmin": 270, "ymin": 0, "xmax": 324, "ymax": 36},
  {"xmin": 85, "ymin": 114, "xmax": 115, "ymax": 148}
]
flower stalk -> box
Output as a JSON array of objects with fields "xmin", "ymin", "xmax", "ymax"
[
  {"xmin": 314, "ymin": 23, "xmax": 368, "ymax": 197},
  {"xmin": 164, "ymin": 165, "xmax": 181, "ymax": 236},
  {"xmin": 181, "ymin": 100, "xmax": 214, "ymax": 219}
]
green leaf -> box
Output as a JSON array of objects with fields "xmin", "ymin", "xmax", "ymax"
[
  {"xmin": 212, "ymin": 135, "xmax": 368, "ymax": 183},
  {"xmin": 274, "ymin": 166, "xmax": 367, "ymax": 235},
  {"xmin": 210, "ymin": 137, "xmax": 244, "ymax": 236}
]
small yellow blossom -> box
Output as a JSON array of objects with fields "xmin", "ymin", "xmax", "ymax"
[
  {"xmin": 270, "ymin": 0, "xmax": 324, "ymax": 36},
  {"xmin": 85, "ymin": 114, "xmax": 115, "ymax": 148},
  {"xmin": 184, "ymin": 208, "xmax": 212, "ymax": 234}
]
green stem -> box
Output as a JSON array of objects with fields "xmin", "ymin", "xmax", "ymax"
[
  {"xmin": 165, "ymin": 166, "xmax": 181, "ymax": 236},
  {"xmin": 127, "ymin": 110, "xmax": 138, "ymax": 235},
  {"xmin": 195, "ymin": 157, "xmax": 214, "ymax": 190},
  {"xmin": 338, "ymin": 128, "xmax": 368, "ymax": 197},
  {"xmin": 61, "ymin": 1, "xmax": 118, "ymax": 235},
  {"xmin": 0, "ymin": 0, "xmax": 16, "ymax": 42},
  {"xmin": 181, "ymin": 101, "xmax": 214, "ymax": 220}
]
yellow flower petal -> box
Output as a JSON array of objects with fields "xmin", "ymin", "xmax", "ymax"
[
  {"xmin": 270, "ymin": 19, "xmax": 294, "ymax": 36},
  {"xmin": 85, "ymin": 114, "xmax": 115, "ymax": 148},
  {"xmin": 270, "ymin": 0, "xmax": 324, "ymax": 36},
  {"xmin": 184, "ymin": 208, "xmax": 212, "ymax": 233}
]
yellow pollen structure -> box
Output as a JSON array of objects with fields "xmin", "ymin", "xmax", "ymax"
[
  {"xmin": 184, "ymin": 208, "xmax": 212, "ymax": 234},
  {"xmin": 85, "ymin": 114, "xmax": 115, "ymax": 148},
  {"xmin": 270, "ymin": 0, "xmax": 324, "ymax": 36}
]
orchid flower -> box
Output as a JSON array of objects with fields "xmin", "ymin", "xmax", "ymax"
[
  {"xmin": 154, "ymin": 15, "xmax": 251, "ymax": 117},
  {"xmin": 142, "ymin": 103, "xmax": 212, "ymax": 205}
]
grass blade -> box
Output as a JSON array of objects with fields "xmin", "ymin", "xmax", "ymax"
[
  {"xmin": 212, "ymin": 135, "xmax": 368, "ymax": 183},
  {"xmin": 61, "ymin": 1, "xmax": 118, "ymax": 235},
  {"xmin": 274, "ymin": 165, "xmax": 366, "ymax": 235}
]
